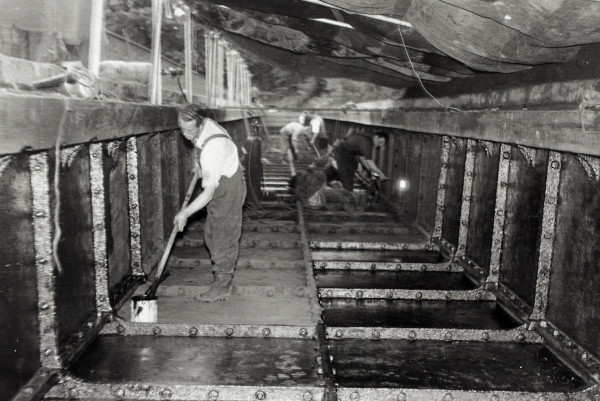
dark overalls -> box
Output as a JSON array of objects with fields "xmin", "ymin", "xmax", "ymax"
[{"xmin": 197, "ymin": 134, "xmax": 247, "ymax": 277}]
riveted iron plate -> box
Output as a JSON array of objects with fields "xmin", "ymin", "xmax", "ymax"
[
  {"xmin": 336, "ymin": 386, "xmax": 598, "ymax": 401},
  {"xmin": 487, "ymin": 144, "xmax": 511, "ymax": 285},
  {"xmin": 433, "ymin": 136, "xmax": 451, "ymax": 239},
  {"xmin": 47, "ymin": 381, "xmax": 325, "ymax": 401},
  {"xmin": 101, "ymin": 322, "xmax": 316, "ymax": 339},
  {"xmin": 29, "ymin": 152, "xmax": 61, "ymax": 369},
  {"xmin": 89, "ymin": 144, "xmax": 111, "ymax": 313},
  {"xmin": 126, "ymin": 137, "xmax": 143, "ymax": 276},
  {"xmin": 530, "ymin": 151, "xmax": 561, "ymax": 321},
  {"xmin": 326, "ymin": 325, "xmax": 541, "ymax": 343},
  {"xmin": 319, "ymin": 288, "xmax": 494, "ymax": 301},
  {"xmin": 309, "ymin": 241, "xmax": 438, "ymax": 251},
  {"xmin": 314, "ymin": 261, "xmax": 460, "ymax": 272},
  {"xmin": 456, "ymin": 139, "xmax": 476, "ymax": 258}
]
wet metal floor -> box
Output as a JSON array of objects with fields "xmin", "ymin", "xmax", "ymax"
[
  {"xmin": 329, "ymin": 340, "xmax": 586, "ymax": 392},
  {"xmin": 45, "ymin": 142, "xmax": 593, "ymax": 401},
  {"xmin": 72, "ymin": 336, "xmax": 322, "ymax": 387}
]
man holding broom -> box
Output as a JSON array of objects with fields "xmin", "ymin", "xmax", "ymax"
[{"xmin": 174, "ymin": 105, "xmax": 246, "ymax": 302}]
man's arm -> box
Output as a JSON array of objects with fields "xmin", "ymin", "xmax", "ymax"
[
  {"xmin": 357, "ymin": 156, "xmax": 389, "ymax": 180},
  {"xmin": 174, "ymin": 184, "xmax": 216, "ymax": 231}
]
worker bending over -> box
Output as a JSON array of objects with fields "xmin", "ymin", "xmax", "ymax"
[
  {"xmin": 325, "ymin": 130, "xmax": 389, "ymax": 192},
  {"xmin": 279, "ymin": 120, "xmax": 311, "ymax": 162},
  {"xmin": 174, "ymin": 105, "xmax": 246, "ymax": 302}
]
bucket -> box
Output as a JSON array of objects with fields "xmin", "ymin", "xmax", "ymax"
[{"xmin": 130, "ymin": 295, "xmax": 158, "ymax": 323}]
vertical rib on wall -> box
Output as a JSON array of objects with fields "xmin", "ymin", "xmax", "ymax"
[
  {"xmin": 499, "ymin": 148, "xmax": 548, "ymax": 306},
  {"xmin": 442, "ymin": 138, "xmax": 467, "ymax": 248},
  {"xmin": 0, "ymin": 154, "xmax": 40, "ymax": 401},
  {"xmin": 52, "ymin": 146, "xmax": 96, "ymax": 346},
  {"xmin": 465, "ymin": 142, "xmax": 500, "ymax": 273},
  {"xmin": 547, "ymin": 153, "xmax": 600, "ymax": 358}
]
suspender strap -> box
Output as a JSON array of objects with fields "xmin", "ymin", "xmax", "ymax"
[{"xmin": 198, "ymin": 134, "xmax": 232, "ymax": 152}]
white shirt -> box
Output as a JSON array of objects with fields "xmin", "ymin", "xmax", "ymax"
[
  {"xmin": 310, "ymin": 115, "xmax": 326, "ymax": 138},
  {"xmin": 281, "ymin": 121, "xmax": 308, "ymax": 141},
  {"xmin": 195, "ymin": 119, "xmax": 239, "ymax": 189}
]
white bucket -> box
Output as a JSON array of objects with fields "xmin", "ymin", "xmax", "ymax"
[{"xmin": 130, "ymin": 295, "xmax": 158, "ymax": 323}]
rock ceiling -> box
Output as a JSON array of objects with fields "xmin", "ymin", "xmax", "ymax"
[{"xmin": 189, "ymin": 0, "xmax": 600, "ymax": 89}]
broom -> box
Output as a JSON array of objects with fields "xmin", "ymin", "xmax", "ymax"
[{"xmin": 144, "ymin": 168, "xmax": 200, "ymax": 298}]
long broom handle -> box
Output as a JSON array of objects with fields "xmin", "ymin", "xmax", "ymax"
[{"xmin": 151, "ymin": 169, "xmax": 201, "ymax": 291}]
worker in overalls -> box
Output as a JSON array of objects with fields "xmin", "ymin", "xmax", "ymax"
[
  {"xmin": 324, "ymin": 130, "xmax": 390, "ymax": 193},
  {"xmin": 174, "ymin": 105, "xmax": 246, "ymax": 302}
]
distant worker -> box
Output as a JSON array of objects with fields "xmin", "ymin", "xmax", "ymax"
[
  {"xmin": 324, "ymin": 130, "xmax": 390, "ymax": 192},
  {"xmin": 279, "ymin": 121, "xmax": 310, "ymax": 162},
  {"xmin": 301, "ymin": 111, "xmax": 328, "ymax": 154},
  {"xmin": 174, "ymin": 105, "xmax": 246, "ymax": 302}
]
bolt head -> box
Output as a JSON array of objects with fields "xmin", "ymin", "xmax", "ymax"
[
  {"xmin": 445, "ymin": 332, "xmax": 453, "ymax": 341},
  {"xmin": 335, "ymin": 329, "xmax": 343, "ymax": 338},
  {"xmin": 262, "ymin": 328, "xmax": 271, "ymax": 337},
  {"xmin": 551, "ymin": 160, "xmax": 560, "ymax": 169},
  {"xmin": 350, "ymin": 392, "xmax": 360, "ymax": 401},
  {"xmin": 356, "ymin": 290, "xmax": 363, "ymax": 298},
  {"xmin": 161, "ymin": 389, "xmax": 172, "ymax": 399},
  {"xmin": 415, "ymin": 292, "xmax": 423, "ymax": 300},
  {"xmin": 408, "ymin": 330, "xmax": 417, "ymax": 340},
  {"xmin": 482, "ymin": 332, "xmax": 490, "ymax": 341},
  {"xmin": 299, "ymin": 328, "xmax": 308, "ymax": 337},
  {"xmin": 303, "ymin": 391, "xmax": 313, "ymax": 401},
  {"xmin": 208, "ymin": 389, "xmax": 219, "ymax": 400},
  {"xmin": 372, "ymin": 330, "xmax": 381, "ymax": 339},
  {"xmin": 189, "ymin": 327, "xmax": 198, "ymax": 337},
  {"xmin": 225, "ymin": 328, "xmax": 234, "ymax": 337},
  {"xmin": 255, "ymin": 390, "xmax": 266, "ymax": 400}
]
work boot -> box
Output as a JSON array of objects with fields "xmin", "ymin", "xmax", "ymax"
[{"xmin": 195, "ymin": 274, "xmax": 233, "ymax": 302}]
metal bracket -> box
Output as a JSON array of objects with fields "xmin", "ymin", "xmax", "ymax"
[
  {"xmin": 487, "ymin": 144, "xmax": 512, "ymax": 285},
  {"xmin": 126, "ymin": 137, "xmax": 144, "ymax": 276},
  {"xmin": 530, "ymin": 151, "xmax": 561, "ymax": 321},
  {"xmin": 517, "ymin": 145, "xmax": 536, "ymax": 167},
  {"xmin": 449, "ymin": 136, "xmax": 465, "ymax": 151},
  {"xmin": 89, "ymin": 144, "xmax": 111, "ymax": 314},
  {"xmin": 478, "ymin": 140, "xmax": 495, "ymax": 157},
  {"xmin": 432, "ymin": 136, "xmax": 450, "ymax": 239},
  {"xmin": 107, "ymin": 139, "xmax": 124, "ymax": 161},
  {"xmin": 575, "ymin": 154, "xmax": 600, "ymax": 181},
  {"xmin": 29, "ymin": 152, "xmax": 61, "ymax": 369},
  {"xmin": 60, "ymin": 144, "xmax": 84, "ymax": 168},
  {"xmin": 0, "ymin": 155, "xmax": 13, "ymax": 178},
  {"xmin": 456, "ymin": 139, "xmax": 476, "ymax": 258}
]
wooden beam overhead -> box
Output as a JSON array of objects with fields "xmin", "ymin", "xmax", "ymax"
[
  {"xmin": 319, "ymin": 108, "xmax": 600, "ymax": 157},
  {"xmin": 0, "ymin": 94, "xmax": 178, "ymax": 155}
]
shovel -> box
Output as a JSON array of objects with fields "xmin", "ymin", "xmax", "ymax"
[{"xmin": 131, "ymin": 169, "xmax": 200, "ymax": 322}]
